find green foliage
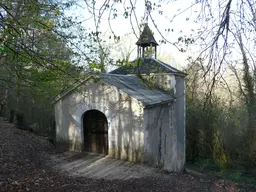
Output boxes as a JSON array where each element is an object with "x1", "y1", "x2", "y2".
[
  {"x1": 185, "y1": 60, "x2": 256, "y2": 172},
  {"x1": 191, "y1": 158, "x2": 256, "y2": 187},
  {"x1": 0, "y1": 0, "x2": 86, "y2": 136}
]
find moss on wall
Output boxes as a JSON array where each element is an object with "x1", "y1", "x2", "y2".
[{"x1": 108, "y1": 147, "x2": 144, "y2": 163}]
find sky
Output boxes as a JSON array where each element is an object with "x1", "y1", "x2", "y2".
[
  {"x1": 64, "y1": 0, "x2": 204, "y2": 69},
  {"x1": 61, "y1": 0, "x2": 256, "y2": 75},
  {"x1": 63, "y1": 0, "x2": 256, "y2": 98}
]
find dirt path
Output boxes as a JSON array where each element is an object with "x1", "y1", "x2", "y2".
[
  {"x1": 48, "y1": 151, "x2": 162, "y2": 180},
  {"x1": 0, "y1": 119, "x2": 254, "y2": 191}
]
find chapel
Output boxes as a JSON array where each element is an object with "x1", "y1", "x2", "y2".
[{"x1": 54, "y1": 21, "x2": 186, "y2": 172}]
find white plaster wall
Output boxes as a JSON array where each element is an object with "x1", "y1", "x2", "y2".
[
  {"x1": 54, "y1": 80, "x2": 144, "y2": 161},
  {"x1": 141, "y1": 73, "x2": 176, "y2": 93},
  {"x1": 174, "y1": 76, "x2": 186, "y2": 171},
  {"x1": 54, "y1": 74, "x2": 186, "y2": 170},
  {"x1": 143, "y1": 102, "x2": 184, "y2": 172},
  {"x1": 142, "y1": 73, "x2": 186, "y2": 172}
]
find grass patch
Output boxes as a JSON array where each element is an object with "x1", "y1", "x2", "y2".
[{"x1": 187, "y1": 158, "x2": 256, "y2": 188}]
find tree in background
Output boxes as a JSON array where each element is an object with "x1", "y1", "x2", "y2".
[
  {"x1": 0, "y1": 0, "x2": 255, "y2": 170},
  {"x1": 0, "y1": 0, "x2": 86, "y2": 134}
]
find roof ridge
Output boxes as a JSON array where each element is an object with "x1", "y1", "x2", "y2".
[
  {"x1": 109, "y1": 58, "x2": 186, "y2": 75},
  {"x1": 151, "y1": 58, "x2": 185, "y2": 74},
  {"x1": 102, "y1": 73, "x2": 133, "y2": 77}
]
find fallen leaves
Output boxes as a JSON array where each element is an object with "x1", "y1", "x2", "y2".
[{"x1": 0, "y1": 119, "x2": 255, "y2": 192}]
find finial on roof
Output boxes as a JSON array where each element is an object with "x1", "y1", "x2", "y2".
[
  {"x1": 144, "y1": 1, "x2": 152, "y2": 24},
  {"x1": 136, "y1": 2, "x2": 158, "y2": 59}
]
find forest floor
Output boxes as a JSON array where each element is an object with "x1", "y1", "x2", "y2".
[{"x1": 0, "y1": 119, "x2": 255, "y2": 192}]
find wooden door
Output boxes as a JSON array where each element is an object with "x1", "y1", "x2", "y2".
[{"x1": 83, "y1": 110, "x2": 108, "y2": 155}]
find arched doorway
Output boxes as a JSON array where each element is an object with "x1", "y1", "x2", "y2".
[{"x1": 83, "y1": 110, "x2": 108, "y2": 155}]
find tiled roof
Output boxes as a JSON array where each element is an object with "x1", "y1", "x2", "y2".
[{"x1": 100, "y1": 74, "x2": 173, "y2": 107}]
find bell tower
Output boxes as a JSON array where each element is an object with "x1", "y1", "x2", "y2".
[{"x1": 136, "y1": 2, "x2": 158, "y2": 59}]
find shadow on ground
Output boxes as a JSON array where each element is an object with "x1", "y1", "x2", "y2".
[
  {"x1": 1, "y1": 119, "x2": 255, "y2": 191},
  {"x1": 48, "y1": 151, "x2": 159, "y2": 180}
]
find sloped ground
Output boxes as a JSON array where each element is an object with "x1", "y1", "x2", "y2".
[{"x1": 0, "y1": 119, "x2": 255, "y2": 192}]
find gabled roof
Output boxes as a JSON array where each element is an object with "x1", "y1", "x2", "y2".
[
  {"x1": 109, "y1": 58, "x2": 186, "y2": 76},
  {"x1": 136, "y1": 24, "x2": 158, "y2": 47},
  {"x1": 53, "y1": 73, "x2": 173, "y2": 107},
  {"x1": 101, "y1": 74, "x2": 173, "y2": 107}
]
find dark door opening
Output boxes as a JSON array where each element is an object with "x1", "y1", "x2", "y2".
[{"x1": 83, "y1": 110, "x2": 108, "y2": 155}]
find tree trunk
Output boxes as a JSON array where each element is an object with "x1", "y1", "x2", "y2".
[
  {"x1": 0, "y1": 88, "x2": 10, "y2": 117},
  {"x1": 238, "y1": 34, "x2": 256, "y2": 129}
]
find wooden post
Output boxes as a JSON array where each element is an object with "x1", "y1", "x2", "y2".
[
  {"x1": 137, "y1": 45, "x2": 139, "y2": 58},
  {"x1": 150, "y1": 44, "x2": 153, "y2": 57},
  {"x1": 155, "y1": 46, "x2": 157, "y2": 59}
]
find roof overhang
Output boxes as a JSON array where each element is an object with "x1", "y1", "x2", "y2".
[{"x1": 52, "y1": 73, "x2": 174, "y2": 108}]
